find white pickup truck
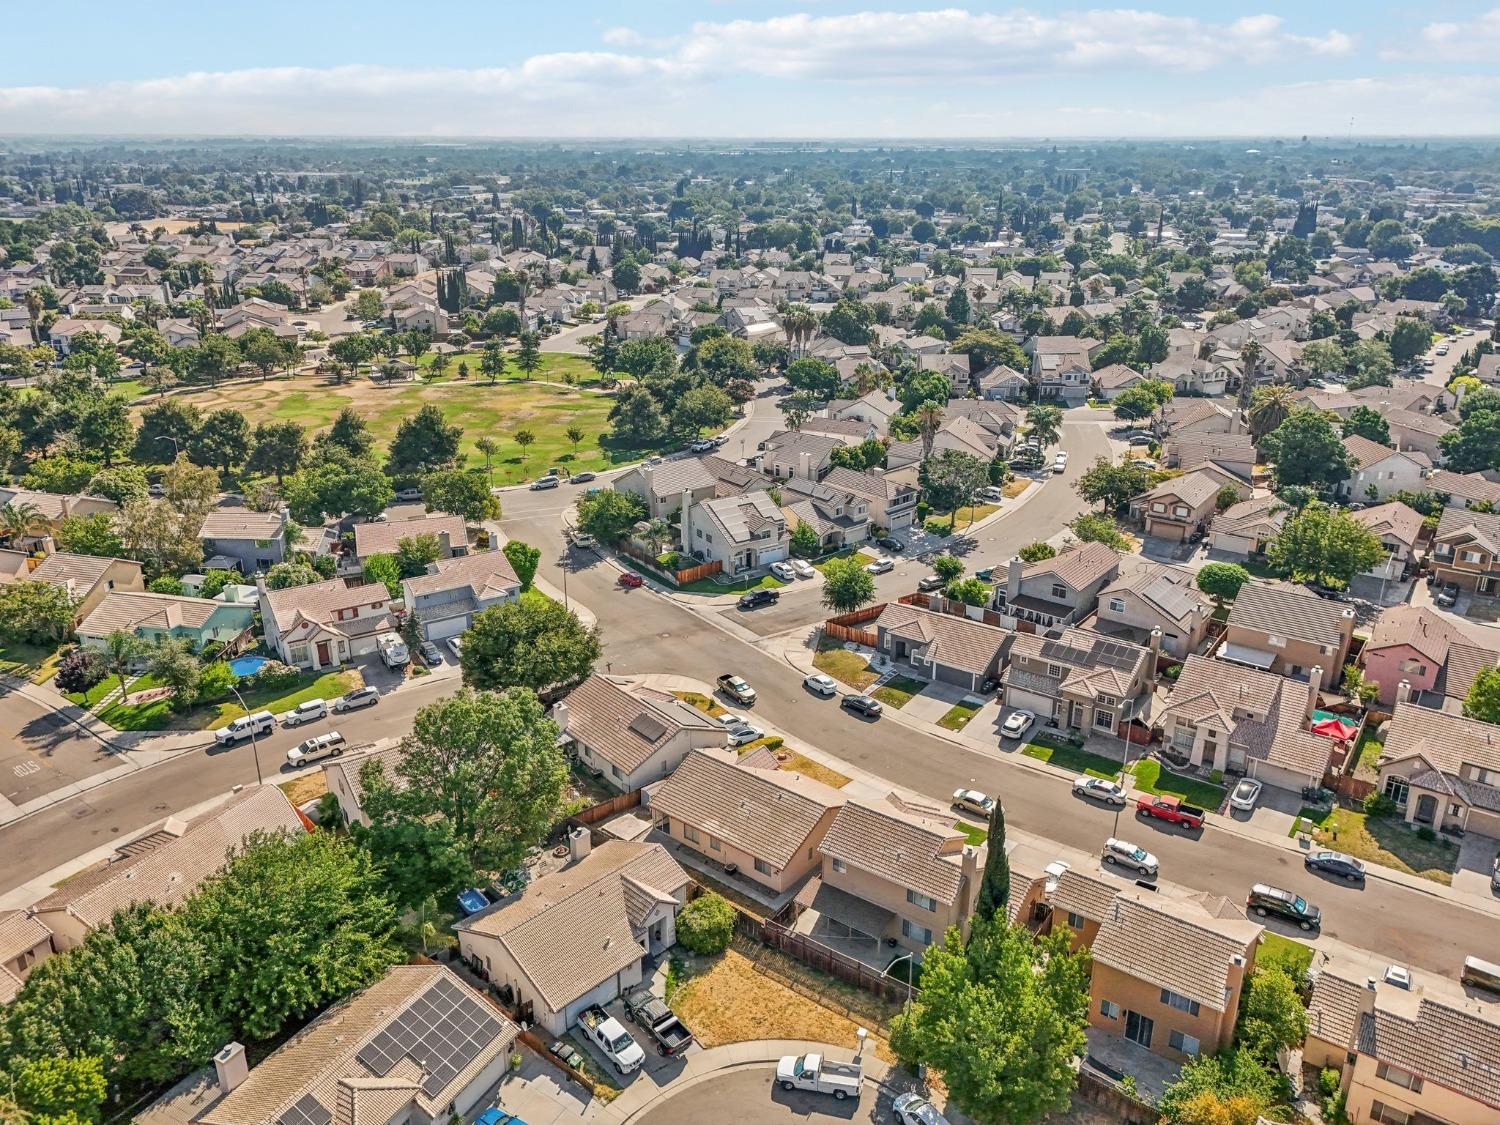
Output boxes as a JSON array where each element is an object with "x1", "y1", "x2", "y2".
[
  {"x1": 776, "y1": 1053, "x2": 862, "y2": 1100},
  {"x1": 578, "y1": 1005, "x2": 644, "y2": 1075}
]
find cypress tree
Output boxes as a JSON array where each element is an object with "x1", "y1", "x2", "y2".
[{"x1": 973, "y1": 798, "x2": 1010, "y2": 924}]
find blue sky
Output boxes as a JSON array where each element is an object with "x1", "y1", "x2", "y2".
[{"x1": 3, "y1": 2, "x2": 1498, "y2": 136}]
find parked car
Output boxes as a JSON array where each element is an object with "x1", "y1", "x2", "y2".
[
  {"x1": 1103, "y1": 837, "x2": 1158, "y2": 877},
  {"x1": 578, "y1": 1006, "x2": 644, "y2": 1075},
  {"x1": 529, "y1": 475, "x2": 561, "y2": 490},
  {"x1": 689, "y1": 439, "x2": 714, "y2": 453},
  {"x1": 769, "y1": 561, "x2": 796, "y2": 581},
  {"x1": 776, "y1": 1053, "x2": 861, "y2": 1100},
  {"x1": 215, "y1": 710, "x2": 276, "y2": 746},
  {"x1": 803, "y1": 673, "x2": 838, "y2": 696},
  {"x1": 894, "y1": 1093, "x2": 950, "y2": 1125},
  {"x1": 1435, "y1": 582, "x2": 1459, "y2": 608},
  {"x1": 978, "y1": 485, "x2": 1006, "y2": 502},
  {"x1": 623, "y1": 991, "x2": 694, "y2": 1056},
  {"x1": 571, "y1": 532, "x2": 598, "y2": 550},
  {"x1": 418, "y1": 641, "x2": 443, "y2": 666},
  {"x1": 790, "y1": 559, "x2": 815, "y2": 579},
  {"x1": 618, "y1": 571, "x2": 645, "y2": 589},
  {"x1": 475, "y1": 1109, "x2": 526, "y2": 1125},
  {"x1": 1072, "y1": 776, "x2": 1127, "y2": 806},
  {"x1": 952, "y1": 788, "x2": 995, "y2": 818},
  {"x1": 286, "y1": 730, "x2": 347, "y2": 767},
  {"x1": 1127, "y1": 434, "x2": 1153, "y2": 447},
  {"x1": 1136, "y1": 794, "x2": 1206, "y2": 829},
  {"x1": 393, "y1": 487, "x2": 423, "y2": 503},
  {"x1": 1248, "y1": 884, "x2": 1321, "y2": 930},
  {"x1": 865, "y1": 557, "x2": 895, "y2": 575},
  {"x1": 570, "y1": 471, "x2": 597, "y2": 483},
  {"x1": 726, "y1": 722, "x2": 765, "y2": 746},
  {"x1": 1305, "y1": 851, "x2": 1366, "y2": 883},
  {"x1": 877, "y1": 537, "x2": 906, "y2": 552},
  {"x1": 1052, "y1": 452, "x2": 1069, "y2": 474},
  {"x1": 280, "y1": 698, "x2": 328, "y2": 728},
  {"x1": 975, "y1": 567, "x2": 995, "y2": 582},
  {"x1": 1229, "y1": 777, "x2": 1263, "y2": 812},
  {"x1": 917, "y1": 573, "x2": 947, "y2": 591},
  {"x1": 447, "y1": 636, "x2": 464, "y2": 658},
  {"x1": 841, "y1": 693, "x2": 883, "y2": 717},
  {"x1": 716, "y1": 673, "x2": 756, "y2": 704},
  {"x1": 717, "y1": 712, "x2": 752, "y2": 732},
  {"x1": 332, "y1": 686, "x2": 380, "y2": 713},
  {"x1": 1000, "y1": 709, "x2": 1036, "y2": 740},
  {"x1": 738, "y1": 588, "x2": 780, "y2": 609}
]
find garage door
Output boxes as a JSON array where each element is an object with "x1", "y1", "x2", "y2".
[
  {"x1": 1006, "y1": 686, "x2": 1057, "y2": 715},
  {"x1": 423, "y1": 614, "x2": 468, "y2": 641}
]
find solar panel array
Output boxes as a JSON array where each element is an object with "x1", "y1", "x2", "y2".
[
  {"x1": 1040, "y1": 636, "x2": 1140, "y2": 673},
  {"x1": 354, "y1": 976, "x2": 505, "y2": 1098},
  {"x1": 277, "y1": 1093, "x2": 332, "y2": 1125}
]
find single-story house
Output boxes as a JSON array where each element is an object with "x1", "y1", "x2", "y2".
[
  {"x1": 873, "y1": 601, "x2": 1013, "y2": 692},
  {"x1": 76, "y1": 589, "x2": 255, "y2": 652},
  {"x1": 554, "y1": 674, "x2": 727, "y2": 791}
]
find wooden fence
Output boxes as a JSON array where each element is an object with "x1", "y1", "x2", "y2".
[
  {"x1": 823, "y1": 604, "x2": 886, "y2": 648},
  {"x1": 616, "y1": 541, "x2": 722, "y2": 585},
  {"x1": 897, "y1": 591, "x2": 1009, "y2": 628},
  {"x1": 732, "y1": 908, "x2": 917, "y2": 1006},
  {"x1": 565, "y1": 787, "x2": 642, "y2": 828}
]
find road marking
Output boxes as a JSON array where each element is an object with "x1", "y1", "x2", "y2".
[{"x1": 13, "y1": 760, "x2": 41, "y2": 777}]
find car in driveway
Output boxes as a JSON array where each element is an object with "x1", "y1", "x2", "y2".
[
  {"x1": 738, "y1": 587, "x2": 780, "y2": 609},
  {"x1": 716, "y1": 673, "x2": 756, "y2": 705},
  {"x1": 952, "y1": 788, "x2": 995, "y2": 818},
  {"x1": 803, "y1": 673, "x2": 838, "y2": 696},
  {"x1": 418, "y1": 641, "x2": 443, "y2": 666},
  {"x1": 790, "y1": 559, "x2": 815, "y2": 579},
  {"x1": 618, "y1": 571, "x2": 645, "y2": 589},
  {"x1": 1073, "y1": 776, "x2": 1127, "y2": 806},
  {"x1": 1103, "y1": 837, "x2": 1158, "y2": 877},
  {"x1": 769, "y1": 561, "x2": 796, "y2": 581},
  {"x1": 1305, "y1": 851, "x2": 1366, "y2": 883},
  {"x1": 726, "y1": 721, "x2": 765, "y2": 746},
  {"x1": 1229, "y1": 777, "x2": 1263, "y2": 812},
  {"x1": 1000, "y1": 709, "x2": 1036, "y2": 740},
  {"x1": 1435, "y1": 582, "x2": 1459, "y2": 608},
  {"x1": 332, "y1": 686, "x2": 379, "y2": 713},
  {"x1": 877, "y1": 537, "x2": 905, "y2": 552},
  {"x1": 1247, "y1": 883, "x2": 1321, "y2": 930},
  {"x1": 865, "y1": 557, "x2": 895, "y2": 575},
  {"x1": 841, "y1": 693, "x2": 883, "y2": 717},
  {"x1": 447, "y1": 636, "x2": 464, "y2": 658},
  {"x1": 894, "y1": 1092, "x2": 951, "y2": 1125}
]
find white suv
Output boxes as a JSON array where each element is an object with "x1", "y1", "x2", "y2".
[
  {"x1": 280, "y1": 699, "x2": 327, "y2": 727},
  {"x1": 286, "y1": 731, "x2": 347, "y2": 767}
]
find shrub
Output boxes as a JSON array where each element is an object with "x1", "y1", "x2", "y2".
[
  {"x1": 676, "y1": 892, "x2": 736, "y2": 955},
  {"x1": 196, "y1": 661, "x2": 236, "y2": 702},
  {"x1": 1363, "y1": 792, "x2": 1397, "y2": 818},
  {"x1": 55, "y1": 648, "x2": 107, "y2": 695},
  {"x1": 246, "y1": 660, "x2": 300, "y2": 692},
  {"x1": 1018, "y1": 541, "x2": 1056, "y2": 562},
  {"x1": 1318, "y1": 1068, "x2": 1342, "y2": 1098},
  {"x1": 1416, "y1": 825, "x2": 1436, "y2": 842}
]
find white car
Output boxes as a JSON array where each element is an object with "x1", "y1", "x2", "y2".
[
  {"x1": 803, "y1": 673, "x2": 838, "y2": 696},
  {"x1": 894, "y1": 1093, "x2": 950, "y2": 1125},
  {"x1": 1229, "y1": 777, "x2": 1264, "y2": 812},
  {"x1": 952, "y1": 788, "x2": 996, "y2": 818},
  {"x1": 1103, "y1": 837, "x2": 1158, "y2": 877},
  {"x1": 727, "y1": 722, "x2": 765, "y2": 747},
  {"x1": 1052, "y1": 452, "x2": 1069, "y2": 474},
  {"x1": 447, "y1": 636, "x2": 464, "y2": 658},
  {"x1": 286, "y1": 730, "x2": 347, "y2": 767},
  {"x1": 1073, "y1": 776, "x2": 1127, "y2": 806},
  {"x1": 717, "y1": 712, "x2": 752, "y2": 731},
  {"x1": 791, "y1": 559, "x2": 816, "y2": 579},
  {"x1": 865, "y1": 557, "x2": 895, "y2": 575},
  {"x1": 769, "y1": 561, "x2": 796, "y2": 581},
  {"x1": 1000, "y1": 709, "x2": 1036, "y2": 740},
  {"x1": 279, "y1": 698, "x2": 327, "y2": 727}
]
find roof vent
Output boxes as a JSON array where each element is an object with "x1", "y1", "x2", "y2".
[{"x1": 1384, "y1": 964, "x2": 1412, "y2": 989}]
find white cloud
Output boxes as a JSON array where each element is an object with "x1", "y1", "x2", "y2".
[
  {"x1": 1411, "y1": 6, "x2": 1500, "y2": 59},
  {"x1": 1188, "y1": 74, "x2": 1500, "y2": 136}
]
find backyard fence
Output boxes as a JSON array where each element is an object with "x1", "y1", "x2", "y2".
[
  {"x1": 729, "y1": 904, "x2": 918, "y2": 1007},
  {"x1": 897, "y1": 591, "x2": 1009, "y2": 628},
  {"x1": 823, "y1": 603, "x2": 885, "y2": 648},
  {"x1": 615, "y1": 541, "x2": 722, "y2": 585}
]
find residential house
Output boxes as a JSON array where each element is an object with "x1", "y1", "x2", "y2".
[
  {"x1": 829, "y1": 390, "x2": 901, "y2": 435},
  {"x1": 554, "y1": 674, "x2": 727, "y2": 791},
  {"x1": 1129, "y1": 467, "x2": 1231, "y2": 542},
  {"x1": 198, "y1": 509, "x2": 289, "y2": 574},
  {"x1": 1151, "y1": 355, "x2": 1235, "y2": 397},
  {"x1": 1024, "y1": 336, "x2": 1100, "y2": 404},
  {"x1": 1307, "y1": 955, "x2": 1500, "y2": 1125},
  {"x1": 756, "y1": 430, "x2": 845, "y2": 481},
  {"x1": 0, "y1": 911, "x2": 54, "y2": 1004},
  {"x1": 390, "y1": 301, "x2": 446, "y2": 334},
  {"x1": 1429, "y1": 508, "x2": 1500, "y2": 594},
  {"x1": 1156, "y1": 398, "x2": 1239, "y2": 439},
  {"x1": 1385, "y1": 409, "x2": 1454, "y2": 463},
  {"x1": 46, "y1": 318, "x2": 121, "y2": 354},
  {"x1": 352, "y1": 513, "x2": 468, "y2": 569},
  {"x1": 30, "y1": 787, "x2": 301, "y2": 951},
  {"x1": 1001, "y1": 626, "x2": 1155, "y2": 738},
  {"x1": 821, "y1": 466, "x2": 919, "y2": 534},
  {"x1": 1439, "y1": 641, "x2": 1500, "y2": 713},
  {"x1": 24, "y1": 553, "x2": 143, "y2": 629},
  {"x1": 683, "y1": 491, "x2": 789, "y2": 577},
  {"x1": 1090, "y1": 363, "x2": 1150, "y2": 401},
  {"x1": 1425, "y1": 469, "x2": 1500, "y2": 511},
  {"x1": 779, "y1": 476, "x2": 871, "y2": 552},
  {"x1": 1161, "y1": 435, "x2": 1256, "y2": 485},
  {"x1": 874, "y1": 602, "x2": 1013, "y2": 692},
  {"x1": 613, "y1": 455, "x2": 765, "y2": 520},
  {"x1": 1092, "y1": 563, "x2": 1211, "y2": 660},
  {"x1": 259, "y1": 577, "x2": 397, "y2": 671},
  {"x1": 802, "y1": 795, "x2": 983, "y2": 957},
  {"x1": 649, "y1": 749, "x2": 847, "y2": 896},
  {"x1": 1222, "y1": 582, "x2": 1356, "y2": 690},
  {"x1": 1349, "y1": 501, "x2": 1424, "y2": 583},
  {"x1": 455, "y1": 841, "x2": 688, "y2": 1035},
  {"x1": 995, "y1": 541, "x2": 1121, "y2": 628},
  {"x1": 1338, "y1": 436, "x2": 1431, "y2": 504},
  {"x1": 1156, "y1": 654, "x2": 1337, "y2": 791},
  {"x1": 322, "y1": 743, "x2": 404, "y2": 828},
  {"x1": 0, "y1": 487, "x2": 118, "y2": 551},
  {"x1": 1209, "y1": 496, "x2": 1288, "y2": 558},
  {"x1": 800, "y1": 416, "x2": 877, "y2": 445},
  {"x1": 155, "y1": 966, "x2": 518, "y2": 1125},
  {"x1": 1362, "y1": 606, "x2": 1459, "y2": 707},
  {"x1": 401, "y1": 550, "x2": 520, "y2": 643},
  {"x1": 973, "y1": 363, "x2": 1030, "y2": 402},
  {"x1": 76, "y1": 590, "x2": 255, "y2": 652},
  {"x1": 1376, "y1": 702, "x2": 1500, "y2": 838}
]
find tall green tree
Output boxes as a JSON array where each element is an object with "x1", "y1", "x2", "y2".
[
  {"x1": 188, "y1": 408, "x2": 251, "y2": 474},
  {"x1": 387, "y1": 404, "x2": 462, "y2": 481},
  {"x1": 920, "y1": 448, "x2": 989, "y2": 529},
  {"x1": 502, "y1": 540, "x2": 542, "y2": 592},
  {"x1": 1342, "y1": 406, "x2": 1391, "y2": 445},
  {"x1": 246, "y1": 420, "x2": 308, "y2": 485},
  {"x1": 1267, "y1": 502, "x2": 1384, "y2": 587},
  {"x1": 1196, "y1": 561, "x2": 1250, "y2": 605},
  {"x1": 1464, "y1": 665, "x2": 1500, "y2": 723},
  {"x1": 973, "y1": 799, "x2": 1010, "y2": 924},
  {"x1": 514, "y1": 331, "x2": 543, "y2": 379},
  {"x1": 1025, "y1": 403, "x2": 1063, "y2": 447},
  {"x1": 576, "y1": 489, "x2": 647, "y2": 543},
  {"x1": 421, "y1": 468, "x2": 500, "y2": 522},
  {"x1": 1073, "y1": 455, "x2": 1149, "y2": 511},
  {"x1": 0, "y1": 580, "x2": 78, "y2": 644},
  {"x1": 819, "y1": 556, "x2": 876, "y2": 614},
  {"x1": 1261, "y1": 410, "x2": 1355, "y2": 491},
  {"x1": 461, "y1": 597, "x2": 600, "y2": 695}
]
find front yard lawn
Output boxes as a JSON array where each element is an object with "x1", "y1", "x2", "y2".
[
  {"x1": 813, "y1": 635, "x2": 879, "y2": 690},
  {"x1": 937, "y1": 700, "x2": 982, "y2": 731},
  {"x1": 0, "y1": 640, "x2": 61, "y2": 679},
  {"x1": 1129, "y1": 758, "x2": 1227, "y2": 810},
  {"x1": 1021, "y1": 740, "x2": 1122, "y2": 779},
  {"x1": 205, "y1": 669, "x2": 359, "y2": 729},
  {"x1": 1257, "y1": 932, "x2": 1315, "y2": 981},
  {"x1": 814, "y1": 548, "x2": 874, "y2": 573},
  {"x1": 66, "y1": 672, "x2": 126, "y2": 709},
  {"x1": 673, "y1": 690, "x2": 728, "y2": 717},
  {"x1": 1001, "y1": 478, "x2": 1033, "y2": 499},
  {"x1": 954, "y1": 821, "x2": 988, "y2": 845},
  {"x1": 871, "y1": 675, "x2": 927, "y2": 709},
  {"x1": 952, "y1": 503, "x2": 1001, "y2": 527},
  {"x1": 1310, "y1": 807, "x2": 1458, "y2": 885}
]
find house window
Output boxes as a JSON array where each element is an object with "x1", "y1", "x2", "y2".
[
  {"x1": 1151, "y1": 502, "x2": 1167, "y2": 513},
  {"x1": 901, "y1": 918, "x2": 933, "y2": 945},
  {"x1": 1051, "y1": 583, "x2": 1067, "y2": 600},
  {"x1": 832, "y1": 858, "x2": 846, "y2": 874},
  {"x1": 1168, "y1": 1030, "x2": 1201, "y2": 1056},
  {"x1": 1161, "y1": 989, "x2": 1201, "y2": 1017},
  {"x1": 1174, "y1": 505, "x2": 1189, "y2": 518},
  {"x1": 1047, "y1": 663, "x2": 1063, "y2": 678},
  {"x1": 682, "y1": 825, "x2": 700, "y2": 844},
  {"x1": 1400, "y1": 659, "x2": 1426, "y2": 675},
  {"x1": 1463, "y1": 550, "x2": 1484, "y2": 563},
  {"x1": 1067, "y1": 911, "x2": 1084, "y2": 929},
  {"x1": 906, "y1": 889, "x2": 937, "y2": 912},
  {"x1": 1370, "y1": 1103, "x2": 1412, "y2": 1125},
  {"x1": 1375, "y1": 1063, "x2": 1423, "y2": 1093},
  {"x1": 1100, "y1": 999, "x2": 1120, "y2": 1019},
  {"x1": 1094, "y1": 709, "x2": 1115, "y2": 730},
  {"x1": 709, "y1": 836, "x2": 721, "y2": 852},
  {"x1": 1384, "y1": 776, "x2": 1410, "y2": 808},
  {"x1": 1108, "y1": 598, "x2": 1125, "y2": 613},
  {"x1": 754, "y1": 858, "x2": 774, "y2": 876}
]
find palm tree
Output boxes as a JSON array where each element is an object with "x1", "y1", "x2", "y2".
[
  {"x1": 850, "y1": 363, "x2": 884, "y2": 397},
  {"x1": 643, "y1": 519, "x2": 673, "y2": 557},
  {"x1": 475, "y1": 436, "x2": 499, "y2": 480},
  {"x1": 0, "y1": 502, "x2": 45, "y2": 548},
  {"x1": 781, "y1": 303, "x2": 818, "y2": 360},
  {"x1": 1238, "y1": 340, "x2": 1262, "y2": 410},
  {"x1": 104, "y1": 630, "x2": 141, "y2": 706},
  {"x1": 1025, "y1": 403, "x2": 1063, "y2": 448},
  {"x1": 1248, "y1": 384, "x2": 1298, "y2": 443},
  {"x1": 915, "y1": 401, "x2": 945, "y2": 462}
]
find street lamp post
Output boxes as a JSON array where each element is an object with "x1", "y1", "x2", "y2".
[
  {"x1": 884, "y1": 951, "x2": 915, "y2": 1012},
  {"x1": 156, "y1": 434, "x2": 182, "y2": 458},
  {"x1": 227, "y1": 684, "x2": 264, "y2": 787}
]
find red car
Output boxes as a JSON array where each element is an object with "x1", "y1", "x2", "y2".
[{"x1": 618, "y1": 572, "x2": 645, "y2": 588}]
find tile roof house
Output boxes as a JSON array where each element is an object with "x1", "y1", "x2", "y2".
[
  {"x1": 1128, "y1": 467, "x2": 1236, "y2": 542},
  {"x1": 819, "y1": 466, "x2": 919, "y2": 533},
  {"x1": 1024, "y1": 336, "x2": 1101, "y2": 404},
  {"x1": 874, "y1": 601, "x2": 1015, "y2": 692},
  {"x1": 613, "y1": 455, "x2": 767, "y2": 520},
  {"x1": 454, "y1": 841, "x2": 689, "y2": 1035},
  {"x1": 829, "y1": 390, "x2": 902, "y2": 434},
  {"x1": 1348, "y1": 501, "x2": 1425, "y2": 582},
  {"x1": 259, "y1": 577, "x2": 397, "y2": 672},
  {"x1": 1361, "y1": 605, "x2": 1460, "y2": 707},
  {"x1": 198, "y1": 510, "x2": 291, "y2": 574},
  {"x1": 24, "y1": 552, "x2": 144, "y2": 629},
  {"x1": 1384, "y1": 408, "x2": 1454, "y2": 463},
  {"x1": 1089, "y1": 363, "x2": 1150, "y2": 400},
  {"x1": 401, "y1": 549, "x2": 520, "y2": 644},
  {"x1": 1156, "y1": 398, "x2": 1239, "y2": 439},
  {"x1": 1208, "y1": 495, "x2": 1289, "y2": 558},
  {"x1": 649, "y1": 749, "x2": 847, "y2": 896},
  {"x1": 1222, "y1": 582, "x2": 1356, "y2": 690},
  {"x1": 1429, "y1": 508, "x2": 1500, "y2": 595},
  {"x1": 1337, "y1": 436, "x2": 1432, "y2": 504},
  {"x1": 996, "y1": 542, "x2": 1121, "y2": 628},
  {"x1": 1439, "y1": 641, "x2": 1500, "y2": 712},
  {"x1": 1158, "y1": 654, "x2": 1336, "y2": 791},
  {"x1": 1091, "y1": 562, "x2": 1211, "y2": 660},
  {"x1": 1162, "y1": 434, "x2": 1256, "y2": 484},
  {"x1": 1376, "y1": 702, "x2": 1500, "y2": 839},
  {"x1": 756, "y1": 430, "x2": 846, "y2": 481},
  {"x1": 322, "y1": 743, "x2": 404, "y2": 828},
  {"x1": 31, "y1": 787, "x2": 302, "y2": 951},
  {"x1": 1426, "y1": 468, "x2": 1500, "y2": 511},
  {"x1": 76, "y1": 589, "x2": 255, "y2": 651},
  {"x1": 151, "y1": 966, "x2": 518, "y2": 1125},
  {"x1": 0, "y1": 910, "x2": 54, "y2": 1003},
  {"x1": 778, "y1": 475, "x2": 872, "y2": 552},
  {"x1": 554, "y1": 675, "x2": 727, "y2": 791},
  {"x1": 352, "y1": 513, "x2": 469, "y2": 567},
  {"x1": 1001, "y1": 625, "x2": 1156, "y2": 739},
  {"x1": 683, "y1": 491, "x2": 789, "y2": 578},
  {"x1": 0, "y1": 487, "x2": 118, "y2": 549}
]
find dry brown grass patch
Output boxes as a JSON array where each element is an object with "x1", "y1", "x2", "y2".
[
  {"x1": 779, "y1": 752, "x2": 850, "y2": 788},
  {"x1": 277, "y1": 771, "x2": 329, "y2": 807}
]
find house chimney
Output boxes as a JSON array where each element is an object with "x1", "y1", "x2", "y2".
[
  {"x1": 1398, "y1": 679, "x2": 1412, "y2": 705},
  {"x1": 1007, "y1": 555, "x2": 1025, "y2": 601},
  {"x1": 552, "y1": 700, "x2": 570, "y2": 733},
  {"x1": 214, "y1": 1043, "x2": 249, "y2": 1095},
  {"x1": 959, "y1": 844, "x2": 981, "y2": 915},
  {"x1": 1148, "y1": 627, "x2": 1163, "y2": 656},
  {"x1": 798, "y1": 451, "x2": 813, "y2": 480},
  {"x1": 568, "y1": 825, "x2": 592, "y2": 864},
  {"x1": 1306, "y1": 673, "x2": 1321, "y2": 723}
]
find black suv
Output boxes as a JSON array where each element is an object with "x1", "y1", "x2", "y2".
[
  {"x1": 738, "y1": 588, "x2": 780, "y2": 610},
  {"x1": 1247, "y1": 884, "x2": 1321, "y2": 931}
]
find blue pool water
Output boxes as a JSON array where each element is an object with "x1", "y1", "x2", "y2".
[{"x1": 229, "y1": 655, "x2": 268, "y2": 677}]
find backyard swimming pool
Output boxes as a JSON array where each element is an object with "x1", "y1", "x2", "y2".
[{"x1": 229, "y1": 655, "x2": 268, "y2": 677}]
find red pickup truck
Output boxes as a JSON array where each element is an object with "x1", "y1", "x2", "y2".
[{"x1": 1136, "y1": 794, "x2": 1206, "y2": 829}]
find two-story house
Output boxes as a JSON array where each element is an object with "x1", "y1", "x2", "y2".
[
  {"x1": 1361, "y1": 605, "x2": 1459, "y2": 707},
  {"x1": 1429, "y1": 507, "x2": 1500, "y2": 594},
  {"x1": 401, "y1": 549, "x2": 520, "y2": 643},
  {"x1": 1208, "y1": 495, "x2": 1288, "y2": 558},
  {"x1": 1025, "y1": 336, "x2": 1101, "y2": 404},
  {"x1": 1348, "y1": 501, "x2": 1424, "y2": 583},
  {"x1": 778, "y1": 476, "x2": 871, "y2": 552},
  {"x1": 828, "y1": 390, "x2": 901, "y2": 436},
  {"x1": 613, "y1": 455, "x2": 766, "y2": 520},
  {"x1": 1337, "y1": 435, "x2": 1431, "y2": 504},
  {"x1": 995, "y1": 542, "x2": 1121, "y2": 628},
  {"x1": 1424, "y1": 469, "x2": 1500, "y2": 512},
  {"x1": 1129, "y1": 467, "x2": 1236, "y2": 542},
  {"x1": 0, "y1": 487, "x2": 118, "y2": 552},
  {"x1": 553, "y1": 674, "x2": 727, "y2": 792},
  {"x1": 76, "y1": 589, "x2": 255, "y2": 652},
  {"x1": 199, "y1": 509, "x2": 289, "y2": 574},
  {"x1": 1000, "y1": 626, "x2": 1156, "y2": 738},
  {"x1": 259, "y1": 577, "x2": 398, "y2": 671},
  {"x1": 683, "y1": 491, "x2": 790, "y2": 577},
  {"x1": 24, "y1": 552, "x2": 144, "y2": 630},
  {"x1": 874, "y1": 602, "x2": 1014, "y2": 693},
  {"x1": 1222, "y1": 582, "x2": 1356, "y2": 690},
  {"x1": 1091, "y1": 562, "x2": 1211, "y2": 660},
  {"x1": 756, "y1": 430, "x2": 845, "y2": 481},
  {"x1": 819, "y1": 466, "x2": 919, "y2": 534},
  {"x1": 352, "y1": 512, "x2": 469, "y2": 570},
  {"x1": 1376, "y1": 702, "x2": 1500, "y2": 838}
]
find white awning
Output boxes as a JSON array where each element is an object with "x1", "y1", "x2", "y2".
[{"x1": 1219, "y1": 643, "x2": 1276, "y2": 671}]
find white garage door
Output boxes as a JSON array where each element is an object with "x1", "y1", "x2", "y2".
[
  {"x1": 1006, "y1": 686, "x2": 1057, "y2": 715},
  {"x1": 423, "y1": 614, "x2": 469, "y2": 641}
]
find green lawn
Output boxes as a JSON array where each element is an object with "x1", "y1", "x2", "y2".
[
  {"x1": 678, "y1": 572, "x2": 787, "y2": 595},
  {"x1": 813, "y1": 635, "x2": 880, "y2": 690},
  {"x1": 871, "y1": 675, "x2": 928, "y2": 709},
  {"x1": 205, "y1": 669, "x2": 359, "y2": 729},
  {"x1": 951, "y1": 503, "x2": 1001, "y2": 527},
  {"x1": 953, "y1": 821, "x2": 989, "y2": 845},
  {"x1": 1354, "y1": 727, "x2": 1384, "y2": 778},
  {"x1": 1129, "y1": 759, "x2": 1227, "y2": 810},
  {"x1": 1021, "y1": 740, "x2": 1122, "y2": 779},
  {"x1": 1257, "y1": 932, "x2": 1315, "y2": 982},
  {"x1": 1310, "y1": 807, "x2": 1458, "y2": 885},
  {"x1": 0, "y1": 640, "x2": 62, "y2": 679},
  {"x1": 937, "y1": 700, "x2": 983, "y2": 731},
  {"x1": 66, "y1": 673, "x2": 128, "y2": 709},
  {"x1": 814, "y1": 548, "x2": 875, "y2": 573},
  {"x1": 416, "y1": 350, "x2": 604, "y2": 386}
]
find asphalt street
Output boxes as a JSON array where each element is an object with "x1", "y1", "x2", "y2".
[
  {"x1": 637, "y1": 1067, "x2": 901, "y2": 1125},
  {"x1": 0, "y1": 687, "x2": 122, "y2": 805}
]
